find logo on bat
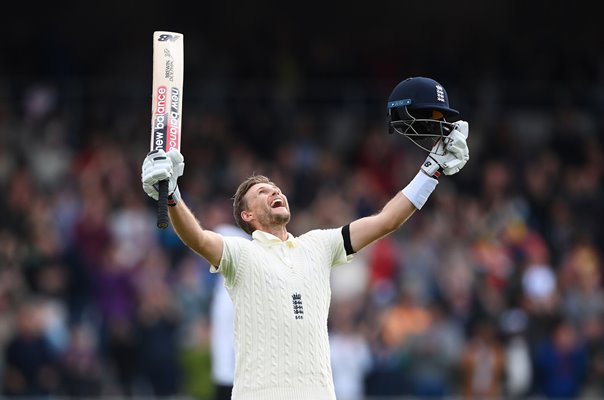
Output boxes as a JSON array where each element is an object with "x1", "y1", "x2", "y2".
[{"x1": 158, "y1": 34, "x2": 180, "y2": 42}]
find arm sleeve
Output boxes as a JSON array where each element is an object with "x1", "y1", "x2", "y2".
[
  {"x1": 211, "y1": 236, "x2": 246, "y2": 288},
  {"x1": 341, "y1": 224, "x2": 356, "y2": 256},
  {"x1": 307, "y1": 228, "x2": 353, "y2": 267}
]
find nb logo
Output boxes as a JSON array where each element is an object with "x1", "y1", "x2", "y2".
[{"x1": 158, "y1": 34, "x2": 180, "y2": 42}]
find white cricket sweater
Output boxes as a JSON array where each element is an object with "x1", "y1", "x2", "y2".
[{"x1": 211, "y1": 228, "x2": 352, "y2": 400}]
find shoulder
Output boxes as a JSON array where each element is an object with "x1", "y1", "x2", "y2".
[
  {"x1": 298, "y1": 227, "x2": 343, "y2": 240},
  {"x1": 298, "y1": 227, "x2": 352, "y2": 267},
  {"x1": 222, "y1": 235, "x2": 252, "y2": 244},
  {"x1": 220, "y1": 234, "x2": 255, "y2": 258},
  {"x1": 296, "y1": 227, "x2": 344, "y2": 249}
]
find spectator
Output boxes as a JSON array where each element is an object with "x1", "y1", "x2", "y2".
[
  {"x1": 559, "y1": 240, "x2": 604, "y2": 327},
  {"x1": 59, "y1": 322, "x2": 103, "y2": 397},
  {"x1": 2, "y1": 300, "x2": 61, "y2": 397},
  {"x1": 580, "y1": 316, "x2": 604, "y2": 398},
  {"x1": 93, "y1": 241, "x2": 140, "y2": 396},
  {"x1": 136, "y1": 280, "x2": 183, "y2": 397},
  {"x1": 407, "y1": 302, "x2": 464, "y2": 397},
  {"x1": 533, "y1": 318, "x2": 588, "y2": 399},
  {"x1": 329, "y1": 301, "x2": 372, "y2": 400},
  {"x1": 460, "y1": 320, "x2": 505, "y2": 399},
  {"x1": 500, "y1": 308, "x2": 532, "y2": 398}
]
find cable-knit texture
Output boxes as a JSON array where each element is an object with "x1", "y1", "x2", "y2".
[{"x1": 220, "y1": 229, "x2": 351, "y2": 400}]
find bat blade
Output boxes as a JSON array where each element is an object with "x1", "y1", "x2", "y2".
[{"x1": 150, "y1": 31, "x2": 184, "y2": 229}]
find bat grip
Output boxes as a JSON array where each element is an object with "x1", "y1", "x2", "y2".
[{"x1": 157, "y1": 179, "x2": 169, "y2": 229}]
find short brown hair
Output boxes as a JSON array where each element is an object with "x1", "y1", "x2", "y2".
[{"x1": 232, "y1": 174, "x2": 274, "y2": 234}]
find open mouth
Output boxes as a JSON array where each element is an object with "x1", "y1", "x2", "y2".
[{"x1": 270, "y1": 198, "x2": 285, "y2": 209}]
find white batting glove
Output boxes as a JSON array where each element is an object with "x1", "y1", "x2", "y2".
[
  {"x1": 166, "y1": 149, "x2": 185, "y2": 204},
  {"x1": 141, "y1": 149, "x2": 184, "y2": 201},
  {"x1": 421, "y1": 120, "x2": 470, "y2": 177},
  {"x1": 166, "y1": 148, "x2": 185, "y2": 183}
]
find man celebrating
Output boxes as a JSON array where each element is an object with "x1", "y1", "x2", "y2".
[{"x1": 141, "y1": 76, "x2": 469, "y2": 400}]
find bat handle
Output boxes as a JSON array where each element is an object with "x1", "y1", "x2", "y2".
[{"x1": 157, "y1": 179, "x2": 169, "y2": 229}]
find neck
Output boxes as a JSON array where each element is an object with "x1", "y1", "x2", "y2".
[{"x1": 258, "y1": 225, "x2": 288, "y2": 241}]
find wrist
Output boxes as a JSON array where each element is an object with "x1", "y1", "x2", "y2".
[
  {"x1": 421, "y1": 155, "x2": 443, "y2": 178},
  {"x1": 402, "y1": 171, "x2": 438, "y2": 210},
  {"x1": 168, "y1": 186, "x2": 181, "y2": 207}
]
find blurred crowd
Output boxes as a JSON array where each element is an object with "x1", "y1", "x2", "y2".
[{"x1": 1, "y1": 28, "x2": 604, "y2": 399}]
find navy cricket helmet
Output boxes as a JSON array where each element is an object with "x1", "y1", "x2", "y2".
[{"x1": 387, "y1": 77, "x2": 460, "y2": 154}]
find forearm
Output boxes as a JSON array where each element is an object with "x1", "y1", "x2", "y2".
[
  {"x1": 169, "y1": 201, "x2": 223, "y2": 266},
  {"x1": 169, "y1": 200, "x2": 203, "y2": 245},
  {"x1": 378, "y1": 171, "x2": 438, "y2": 229},
  {"x1": 378, "y1": 191, "x2": 418, "y2": 231}
]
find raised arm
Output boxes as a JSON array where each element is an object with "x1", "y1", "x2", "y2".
[
  {"x1": 168, "y1": 200, "x2": 224, "y2": 266},
  {"x1": 349, "y1": 120, "x2": 469, "y2": 253},
  {"x1": 349, "y1": 190, "x2": 418, "y2": 252},
  {"x1": 142, "y1": 149, "x2": 223, "y2": 266}
]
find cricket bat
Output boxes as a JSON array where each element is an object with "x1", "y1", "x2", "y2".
[{"x1": 150, "y1": 31, "x2": 184, "y2": 229}]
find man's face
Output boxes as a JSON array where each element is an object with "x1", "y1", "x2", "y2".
[{"x1": 242, "y1": 182, "x2": 290, "y2": 229}]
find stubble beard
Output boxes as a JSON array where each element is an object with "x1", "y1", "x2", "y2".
[
  {"x1": 270, "y1": 212, "x2": 290, "y2": 227},
  {"x1": 257, "y1": 207, "x2": 290, "y2": 229}
]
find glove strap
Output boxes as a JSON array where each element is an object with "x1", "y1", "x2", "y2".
[
  {"x1": 167, "y1": 186, "x2": 181, "y2": 207},
  {"x1": 402, "y1": 171, "x2": 438, "y2": 210},
  {"x1": 421, "y1": 155, "x2": 443, "y2": 178}
]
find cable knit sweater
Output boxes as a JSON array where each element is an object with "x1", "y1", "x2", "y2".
[{"x1": 212, "y1": 228, "x2": 352, "y2": 400}]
